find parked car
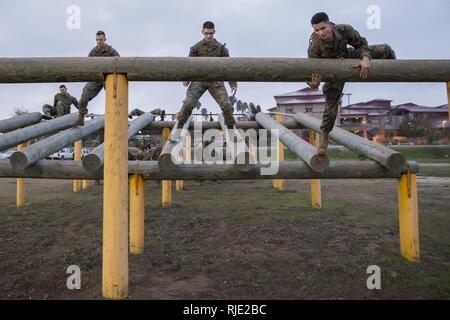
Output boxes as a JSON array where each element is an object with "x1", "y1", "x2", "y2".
[
  {"x1": 49, "y1": 148, "x2": 74, "y2": 160},
  {"x1": 81, "y1": 148, "x2": 91, "y2": 159},
  {"x1": 0, "y1": 150, "x2": 15, "y2": 159}
]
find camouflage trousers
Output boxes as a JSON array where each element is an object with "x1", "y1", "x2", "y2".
[
  {"x1": 42, "y1": 101, "x2": 71, "y2": 118},
  {"x1": 320, "y1": 44, "x2": 396, "y2": 134},
  {"x1": 177, "y1": 81, "x2": 235, "y2": 127},
  {"x1": 78, "y1": 81, "x2": 104, "y2": 115}
]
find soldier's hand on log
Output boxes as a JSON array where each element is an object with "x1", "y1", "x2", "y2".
[
  {"x1": 183, "y1": 81, "x2": 190, "y2": 87},
  {"x1": 357, "y1": 57, "x2": 372, "y2": 79},
  {"x1": 306, "y1": 73, "x2": 322, "y2": 89},
  {"x1": 231, "y1": 87, "x2": 237, "y2": 96}
]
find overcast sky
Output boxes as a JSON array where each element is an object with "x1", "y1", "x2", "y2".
[{"x1": 0, "y1": 0, "x2": 449, "y2": 119}]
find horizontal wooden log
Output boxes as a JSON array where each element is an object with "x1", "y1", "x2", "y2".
[
  {"x1": 0, "y1": 57, "x2": 448, "y2": 83},
  {"x1": 256, "y1": 112, "x2": 329, "y2": 172},
  {"x1": 293, "y1": 112, "x2": 407, "y2": 174},
  {"x1": 0, "y1": 112, "x2": 42, "y2": 133},
  {"x1": 0, "y1": 113, "x2": 78, "y2": 152},
  {"x1": 142, "y1": 119, "x2": 304, "y2": 131},
  {"x1": 10, "y1": 116, "x2": 104, "y2": 170},
  {"x1": 82, "y1": 112, "x2": 155, "y2": 171},
  {"x1": 0, "y1": 160, "x2": 419, "y2": 180}
]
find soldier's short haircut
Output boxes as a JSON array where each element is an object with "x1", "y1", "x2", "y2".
[
  {"x1": 59, "y1": 84, "x2": 67, "y2": 89},
  {"x1": 311, "y1": 12, "x2": 329, "y2": 25},
  {"x1": 203, "y1": 21, "x2": 215, "y2": 30},
  {"x1": 96, "y1": 30, "x2": 106, "y2": 37}
]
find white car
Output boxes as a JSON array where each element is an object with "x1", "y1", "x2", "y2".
[
  {"x1": 0, "y1": 150, "x2": 15, "y2": 159},
  {"x1": 50, "y1": 148, "x2": 74, "y2": 160}
]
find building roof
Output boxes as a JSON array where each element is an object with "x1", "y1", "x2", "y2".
[
  {"x1": 342, "y1": 99, "x2": 392, "y2": 110},
  {"x1": 274, "y1": 87, "x2": 324, "y2": 98},
  {"x1": 390, "y1": 103, "x2": 449, "y2": 114}
]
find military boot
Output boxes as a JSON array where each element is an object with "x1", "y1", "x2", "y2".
[
  {"x1": 72, "y1": 112, "x2": 85, "y2": 127},
  {"x1": 317, "y1": 132, "x2": 329, "y2": 155}
]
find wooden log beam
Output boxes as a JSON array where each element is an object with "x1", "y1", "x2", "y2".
[
  {"x1": 256, "y1": 112, "x2": 329, "y2": 172},
  {"x1": 0, "y1": 113, "x2": 78, "y2": 152},
  {"x1": 0, "y1": 160, "x2": 419, "y2": 180},
  {"x1": 82, "y1": 112, "x2": 155, "y2": 171},
  {"x1": 0, "y1": 57, "x2": 448, "y2": 83},
  {"x1": 0, "y1": 112, "x2": 42, "y2": 133},
  {"x1": 293, "y1": 112, "x2": 407, "y2": 174},
  {"x1": 9, "y1": 116, "x2": 104, "y2": 170},
  {"x1": 142, "y1": 119, "x2": 305, "y2": 132}
]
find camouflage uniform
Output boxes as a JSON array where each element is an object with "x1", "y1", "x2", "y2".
[
  {"x1": 42, "y1": 92, "x2": 78, "y2": 117},
  {"x1": 78, "y1": 44, "x2": 120, "y2": 115},
  {"x1": 308, "y1": 23, "x2": 396, "y2": 134},
  {"x1": 177, "y1": 39, "x2": 237, "y2": 128}
]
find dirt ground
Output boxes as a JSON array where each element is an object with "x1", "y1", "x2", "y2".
[{"x1": 0, "y1": 175, "x2": 449, "y2": 300}]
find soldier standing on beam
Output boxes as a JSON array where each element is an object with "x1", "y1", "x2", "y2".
[
  {"x1": 42, "y1": 84, "x2": 78, "y2": 118},
  {"x1": 305, "y1": 12, "x2": 396, "y2": 155},
  {"x1": 75, "y1": 30, "x2": 120, "y2": 126},
  {"x1": 176, "y1": 21, "x2": 237, "y2": 133}
]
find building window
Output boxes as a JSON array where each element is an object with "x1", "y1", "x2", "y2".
[
  {"x1": 286, "y1": 107, "x2": 294, "y2": 114},
  {"x1": 305, "y1": 106, "x2": 313, "y2": 113}
]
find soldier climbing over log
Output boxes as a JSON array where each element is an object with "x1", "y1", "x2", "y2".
[{"x1": 305, "y1": 12, "x2": 396, "y2": 155}]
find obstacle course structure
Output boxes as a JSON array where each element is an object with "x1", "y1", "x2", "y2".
[{"x1": 0, "y1": 57, "x2": 449, "y2": 299}]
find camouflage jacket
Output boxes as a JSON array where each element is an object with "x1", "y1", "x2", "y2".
[
  {"x1": 88, "y1": 44, "x2": 120, "y2": 57},
  {"x1": 53, "y1": 93, "x2": 78, "y2": 108},
  {"x1": 308, "y1": 23, "x2": 371, "y2": 60},
  {"x1": 189, "y1": 39, "x2": 237, "y2": 88}
]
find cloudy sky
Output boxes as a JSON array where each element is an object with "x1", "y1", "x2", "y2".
[{"x1": 0, "y1": 0, "x2": 449, "y2": 119}]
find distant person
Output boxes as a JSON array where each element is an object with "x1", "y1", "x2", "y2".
[
  {"x1": 42, "y1": 84, "x2": 78, "y2": 118},
  {"x1": 75, "y1": 30, "x2": 120, "y2": 126},
  {"x1": 306, "y1": 12, "x2": 396, "y2": 155}
]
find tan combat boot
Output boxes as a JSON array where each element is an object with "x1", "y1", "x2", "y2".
[
  {"x1": 317, "y1": 132, "x2": 329, "y2": 155},
  {"x1": 72, "y1": 113, "x2": 85, "y2": 127}
]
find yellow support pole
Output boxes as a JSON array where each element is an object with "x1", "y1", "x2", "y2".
[
  {"x1": 272, "y1": 114, "x2": 285, "y2": 190},
  {"x1": 130, "y1": 174, "x2": 144, "y2": 254},
  {"x1": 102, "y1": 73, "x2": 129, "y2": 299},
  {"x1": 82, "y1": 179, "x2": 89, "y2": 189},
  {"x1": 175, "y1": 149, "x2": 184, "y2": 191},
  {"x1": 447, "y1": 82, "x2": 450, "y2": 122},
  {"x1": 309, "y1": 130, "x2": 322, "y2": 209},
  {"x1": 16, "y1": 143, "x2": 26, "y2": 207},
  {"x1": 397, "y1": 172, "x2": 419, "y2": 261},
  {"x1": 161, "y1": 127, "x2": 172, "y2": 207},
  {"x1": 73, "y1": 140, "x2": 82, "y2": 192}
]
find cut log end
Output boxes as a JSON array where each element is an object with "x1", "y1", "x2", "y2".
[
  {"x1": 157, "y1": 153, "x2": 176, "y2": 172},
  {"x1": 9, "y1": 152, "x2": 29, "y2": 170},
  {"x1": 309, "y1": 154, "x2": 330, "y2": 173},
  {"x1": 82, "y1": 153, "x2": 103, "y2": 172},
  {"x1": 386, "y1": 153, "x2": 408, "y2": 174}
]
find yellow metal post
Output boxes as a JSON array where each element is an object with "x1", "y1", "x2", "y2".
[
  {"x1": 82, "y1": 179, "x2": 89, "y2": 189},
  {"x1": 16, "y1": 143, "x2": 26, "y2": 207},
  {"x1": 73, "y1": 140, "x2": 82, "y2": 192},
  {"x1": 309, "y1": 130, "x2": 322, "y2": 209},
  {"x1": 102, "y1": 73, "x2": 129, "y2": 299},
  {"x1": 272, "y1": 114, "x2": 285, "y2": 190},
  {"x1": 130, "y1": 174, "x2": 144, "y2": 254},
  {"x1": 397, "y1": 172, "x2": 419, "y2": 261},
  {"x1": 447, "y1": 82, "x2": 450, "y2": 121},
  {"x1": 161, "y1": 127, "x2": 172, "y2": 207}
]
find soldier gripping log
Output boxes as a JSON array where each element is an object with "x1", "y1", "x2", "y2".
[
  {"x1": 42, "y1": 84, "x2": 78, "y2": 118},
  {"x1": 305, "y1": 12, "x2": 396, "y2": 155}
]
